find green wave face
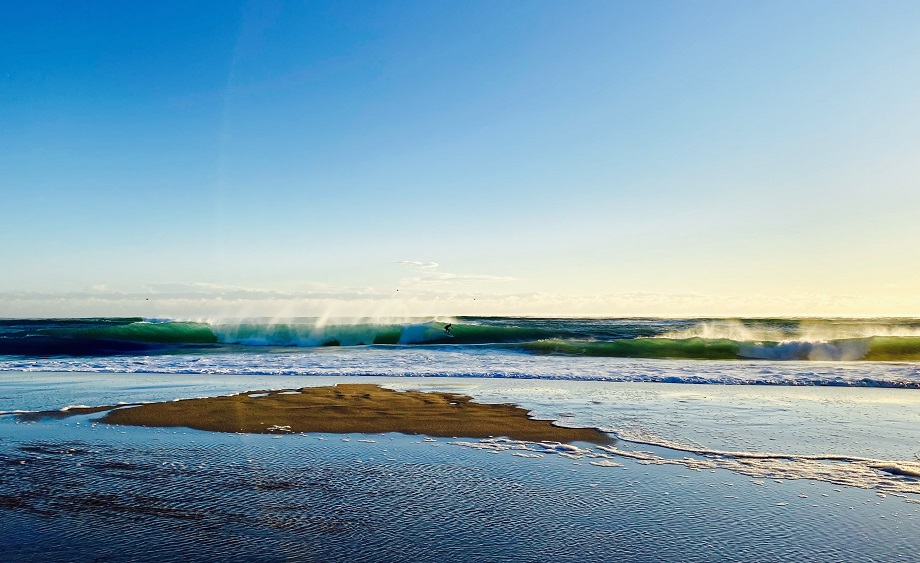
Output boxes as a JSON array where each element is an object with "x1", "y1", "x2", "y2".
[
  {"x1": 864, "y1": 336, "x2": 920, "y2": 361},
  {"x1": 61, "y1": 322, "x2": 218, "y2": 344},
  {"x1": 438, "y1": 324, "x2": 557, "y2": 343},
  {"x1": 209, "y1": 321, "x2": 559, "y2": 347},
  {"x1": 517, "y1": 338, "x2": 741, "y2": 360},
  {"x1": 517, "y1": 336, "x2": 920, "y2": 361},
  {"x1": 212, "y1": 322, "x2": 407, "y2": 346},
  {"x1": 4, "y1": 317, "x2": 920, "y2": 361}
]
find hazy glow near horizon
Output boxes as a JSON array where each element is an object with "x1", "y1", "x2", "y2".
[{"x1": 2, "y1": 1, "x2": 919, "y2": 318}]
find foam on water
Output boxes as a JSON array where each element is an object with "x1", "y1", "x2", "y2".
[
  {"x1": 738, "y1": 339, "x2": 872, "y2": 361},
  {"x1": 3, "y1": 347, "x2": 918, "y2": 387},
  {"x1": 448, "y1": 437, "x2": 920, "y2": 498}
]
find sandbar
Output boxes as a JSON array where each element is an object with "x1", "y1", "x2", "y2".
[{"x1": 97, "y1": 384, "x2": 612, "y2": 444}]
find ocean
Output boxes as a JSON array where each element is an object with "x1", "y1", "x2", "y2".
[
  {"x1": 2, "y1": 317, "x2": 919, "y2": 561},
  {"x1": 2, "y1": 316, "x2": 920, "y2": 383}
]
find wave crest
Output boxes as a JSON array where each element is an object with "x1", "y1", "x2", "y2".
[{"x1": 2, "y1": 317, "x2": 920, "y2": 362}]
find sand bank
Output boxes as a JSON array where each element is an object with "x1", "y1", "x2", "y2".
[{"x1": 97, "y1": 384, "x2": 611, "y2": 444}]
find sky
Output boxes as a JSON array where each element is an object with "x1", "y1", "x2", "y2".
[{"x1": 2, "y1": 0, "x2": 919, "y2": 318}]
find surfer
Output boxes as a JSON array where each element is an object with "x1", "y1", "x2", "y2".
[{"x1": 444, "y1": 323, "x2": 452, "y2": 335}]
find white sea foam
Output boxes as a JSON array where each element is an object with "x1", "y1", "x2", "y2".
[
  {"x1": 3, "y1": 348, "x2": 917, "y2": 387},
  {"x1": 589, "y1": 459, "x2": 623, "y2": 467},
  {"x1": 450, "y1": 437, "x2": 920, "y2": 498},
  {"x1": 871, "y1": 462, "x2": 920, "y2": 478},
  {"x1": 738, "y1": 339, "x2": 871, "y2": 361}
]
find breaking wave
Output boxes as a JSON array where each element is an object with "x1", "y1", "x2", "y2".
[{"x1": 1, "y1": 317, "x2": 920, "y2": 361}]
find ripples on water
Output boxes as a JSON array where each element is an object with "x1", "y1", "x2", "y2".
[{"x1": 2, "y1": 424, "x2": 917, "y2": 562}]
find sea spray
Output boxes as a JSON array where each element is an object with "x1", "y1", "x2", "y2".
[{"x1": 2, "y1": 317, "x2": 920, "y2": 363}]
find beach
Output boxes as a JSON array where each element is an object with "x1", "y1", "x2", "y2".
[
  {"x1": 6, "y1": 0, "x2": 920, "y2": 558},
  {"x1": 2, "y1": 369, "x2": 919, "y2": 561}
]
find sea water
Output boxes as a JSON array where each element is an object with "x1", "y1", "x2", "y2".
[
  {"x1": 1, "y1": 388, "x2": 918, "y2": 562},
  {"x1": 2, "y1": 317, "x2": 920, "y2": 560}
]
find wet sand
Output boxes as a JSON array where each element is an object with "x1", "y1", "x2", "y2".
[{"x1": 98, "y1": 384, "x2": 612, "y2": 444}]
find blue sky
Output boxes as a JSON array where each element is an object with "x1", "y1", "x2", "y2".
[{"x1": 2, "y1": 0, "x2": 919, "y2": 317}]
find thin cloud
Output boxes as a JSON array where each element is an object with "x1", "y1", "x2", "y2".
[
  {"x1": 397, "y1": 261, "x2": 440, "y2": 270},
  {"x1": 397, "y1": 260, "x2": 514, "y2": 286},
  {"x1": 404, "y1": 272, "x2": 515, "y2": 284}
]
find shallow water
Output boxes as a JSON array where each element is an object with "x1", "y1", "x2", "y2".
[
  {"x1": 1, "y1": 417, "x2": 917, "y2": 562},
  {"x1": 2, "y1": 372, "x2": 920, "y2": 561},
  {"x1": 4, "y1": 372, "x2": 919, "y2": 460}
]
